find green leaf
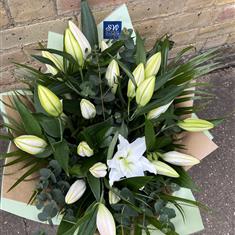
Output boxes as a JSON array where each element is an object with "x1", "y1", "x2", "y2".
[
  {"x1": 107, "y1": 131, "x2": 118, "y2": 160},
  {"x1": 136, "y1": 85, "x2": 187, "y2": 117},
  {"x1": 208, "y1": 118, "x2": 224, "y2": 127},
  {"x1": 117, "y1": 176, "x2": 153, "y2": 191},
  {"x1": 116, "y1": 59, "x2": 137, "y2": 88},
  {"x1": 160, "y1": 194, "x2": 209, "y2": 211},
  {"x1": 35, "y1": 146, "x2": 53, "y2": 158},
  {"x1": 13, "y1": 95, "x2": 42, "y2": 136},
  {"x1": 81, "y1": 0, "x2": 98, "y2": 48},
  {"x1": 172, "y1": 166, "x2": 200, "y2": 191},
  {"x1": 35, "y1": 113, "x2": 61, "y2": 138},
  {"x1": 0, "y1": 150, "x2": 25, "y2": 159},
  {"x1": 8, "y1": 162, "x2": 44, "y2": 192},
  {"x1": 53, "y1": 140, "x2": 69, "y2": 174},
  {"x1": 145, "y1": 119, "x2": 156, "y2": 151},
  {"x1": 57, "y1": 217, "x2": 74, "y2": 235},
  {"x1": 87, "y1": 172, "x2": 101, "y2": 201},
  {"x1": 0, "y1": 133, "x2": 12, "y2": 141},
  {"x1": 63, "y1": 203, "x2": 97, "y2": 235},
  {"x1": 135, "y1": 31, "x2": 146, "y2": 64},
  {"x1": 101, "y1": 40, "x2": 124, "y2": 56},
  {"x1": 77, "y1": 202, "x2": 98, "y2": 235}
]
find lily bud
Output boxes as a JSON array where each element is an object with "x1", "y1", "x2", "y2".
[
  {"x1": 127, "y1": 63, "x2": 145, "y2": 98},
  {"x1": 38, "y1": 85, "x2": 63, "y2": 117},
  {"x1": 147, "y1": 100, "x2": 173, "y2": 120},
  {"x1": 64, "y1": 28, "x2": 83, "y2": 67},
  {"x1": 80, "y1": 99, "x2": 96, "y2": 119},
  {"x1": 152, "y1": 160, "x2": 179, "y2": 178},
  {"x1": 108, "y1": 190, "x2": 121, "y2": 205},
  {"x1": 96, "y1": 203, "x2": 116, "y2": 235},
  {"x1": 105, "y1": 60, "x2": 120, "y2": 94},
  {"x1": 65, "y1": 180, "x2": 86, "y2": 204},
  {"x1": 77, "y1": 141, "x2": 94, "y2": 157},
  {"x1": 161, "y1": 151, "x2": 200, "y2": 166},
  {"x1": 89, "y1": 162, "x2": 107, "y2": 178},
  {"x1": 100, "y1": 40, "x2": 109, "y2": 52},
  {"x1": 14, "y1": 135, "x2": 47, "y2": 155},
  {"x1": 42, "y1": 51, "x2": 64, "y2": 75},
  {"x1": 178, "y1": 118, "x2": 214, "y2": 132},
  {"x1": 68, "y1": 21, "x2": 91, "y2": 59},
  {"x1": 136, "y1": 76, "x2": 156, "y2": 106},
  {"x1": 145, "y1": 52, "x2": 161, "y2": 78}
]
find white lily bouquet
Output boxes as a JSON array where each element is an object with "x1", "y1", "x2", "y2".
[{"x1": 0, "y1": 1, "x2": 222, "y2": 234}]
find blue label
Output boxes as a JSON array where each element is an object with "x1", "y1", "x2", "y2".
[{"x1": 103, "y1": 21, "x2": 122, "y2": 39}]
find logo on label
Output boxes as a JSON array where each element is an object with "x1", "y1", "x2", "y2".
[{"x1": 103, "y1": 21, "x2": 122, "y2": 39}]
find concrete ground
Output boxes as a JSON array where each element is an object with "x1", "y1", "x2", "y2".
[{"x1": 0, "y1": 67, "x2": 234, "y2": 235}]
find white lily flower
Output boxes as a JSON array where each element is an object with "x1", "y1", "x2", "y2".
[
  {"x1": 161, "y1": 151, "x2": 200, "y2": 166},
  {"x1": 42, "y1": 51, "x2": 64, "y2": 75},
  {"x1": 89, "y1": 162, "x2": 107, "y2": 178},
  {"x1": 152, "y1": 160, "x2": 179, "y2": 178},
  {"x1": 77, "y1": 141, "x2": 94, "y2": 157},
  {"x1": 105, "y1": 60, "x2": 120, "y2": 94},
  {"x1": 96, "y1": 203, "x2": 116, "y2": 235},
  {"x1": 38, "y1": 85, "x2": 63, "y2": 117},
  {"x1": 127, "y1": 63, "x2": 145, "y2": 98},
  {"x1": 136, "y1": 76, "x2": 156, "y2": 107},
  {"x1": 14, "y1": 135, "x2": 47, "y2": 155},
  {"x1": 100, "y1": 40, "x2": 109, "y2": 52},
  {"x1": 145, "y1": 52, "x2": 161, "y2": 78},
  {"x1": 109, "y1": 189, "x2": 121, "y2": 205},
  {"x1": 107, "y1": 135, "x2": 156, "y2": 186},
  {"x1": 68, "y1": 21, "x2": 91, "y2": 59},
  {"x1": 147, "y1": 100, "x2": 173, "y2": 120},
  {"x1": 65, "y1": 179, "x2": 86, "y2": 204},
  {"x1": 80, "y1": 99, "x2": 96, "y2": 119}
]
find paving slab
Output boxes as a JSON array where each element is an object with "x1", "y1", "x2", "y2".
[{"x1": 0, "y1": 68, "x2": 234, "y2": 234}]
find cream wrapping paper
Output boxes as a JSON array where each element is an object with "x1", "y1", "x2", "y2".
[{"x1": 0, "y1": 4, "x2": 218, "y2": 234}]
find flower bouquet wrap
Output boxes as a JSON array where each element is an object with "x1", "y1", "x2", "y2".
[{"x1": 0, "y1": 1, "x2": 221, "y2": 234}]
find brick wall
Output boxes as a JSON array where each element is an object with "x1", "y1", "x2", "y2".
[{"x1": 0, "y1": 0, "x2": 235, "y2": 92}]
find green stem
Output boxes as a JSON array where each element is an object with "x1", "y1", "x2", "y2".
[
  {"x1": 79, "y1": 68, "x2": 84, "y2": 82},
  {"x1": 127, "y1": 98, "x2": 131, "y2": 118},
  {"x1": 58, "y1": 117, "x2": 63, "y2": 142},
  {"x1": 155, "y1": 124, "x2": 177, "y2": 136}
]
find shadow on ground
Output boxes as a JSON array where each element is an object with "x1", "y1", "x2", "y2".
[{"x1": 0, "y1": 68, "x2": 234, "y2": 235}]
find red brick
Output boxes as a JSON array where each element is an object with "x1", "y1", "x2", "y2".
[
  {"x1": 8, "y1": 0, "x2": 56, "y2": 23},
  {"x1": 0, "y1": 69, "x2": 15, "y2": 86},
  {"x1": 57, "y1": 0, "x2": 126, "y2": 14},
  {"x1": 0, "y1": 2, "x2": 9, "y2": 28},
  {"x1": 215, "y1": 5, "x2": 235, "y2": 22}
]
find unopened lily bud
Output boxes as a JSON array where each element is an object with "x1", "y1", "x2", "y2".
[
  {"x1": 14, "y1": 135, "x2": 47, "y2": 155},
  {"x1": 89, "y1": 162, "x2": 107, "y2": 178},
  {"x1": 42, "y1": 51, "x2": 64, "y2": 75},
  {"x1": 109, "y1": 190, "x2": 121, "y2": 205},
  {"x1": 147, "y1": 100, "x2": 173, "y2": 120},
  {"x1": 68, "y1": 21, "x2": 91, "y2": 59},
  {"x1": 38, "y1": 85, "x2": 62, "y2": 117},
  {"x1": 105, "y1": 60, "x2": 120, "y2": 94},
  {"x1": 77, "y1": 141, "x2": 94, "y2": 157},
  {"x1": 161, "y1": 151, "x2": 200, "y2": 166},
  {"x1": 145, "y1": 52, "x2": 161, "y2": 78},
  {"x1": 80, "y1": 99, "x2": 96, "y2": 119},
  {"x1": 136, "y1": 76, "x2": 156, "y2": 106},
  {"x1": 152, "y1": 160, "x2": 179, "y2": 178},
  {"x1": 96, "y1": 203, "x2": 116, "y2": 235},
  {"x1": 127, "y1": 63, "x2": 145, "y2": 98},
  {"x1": 64, "y1": 28, "x2": 83, "y2": 67},
  {"x1": 65, "y1": 180, "x2": 86, "y2": 204},
  {"x1": 178, "y1": 118, "x2": 214, "y2": 132},
  {"x1": 100, "y1": 40, "x2": 109, "y2": 52}
]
